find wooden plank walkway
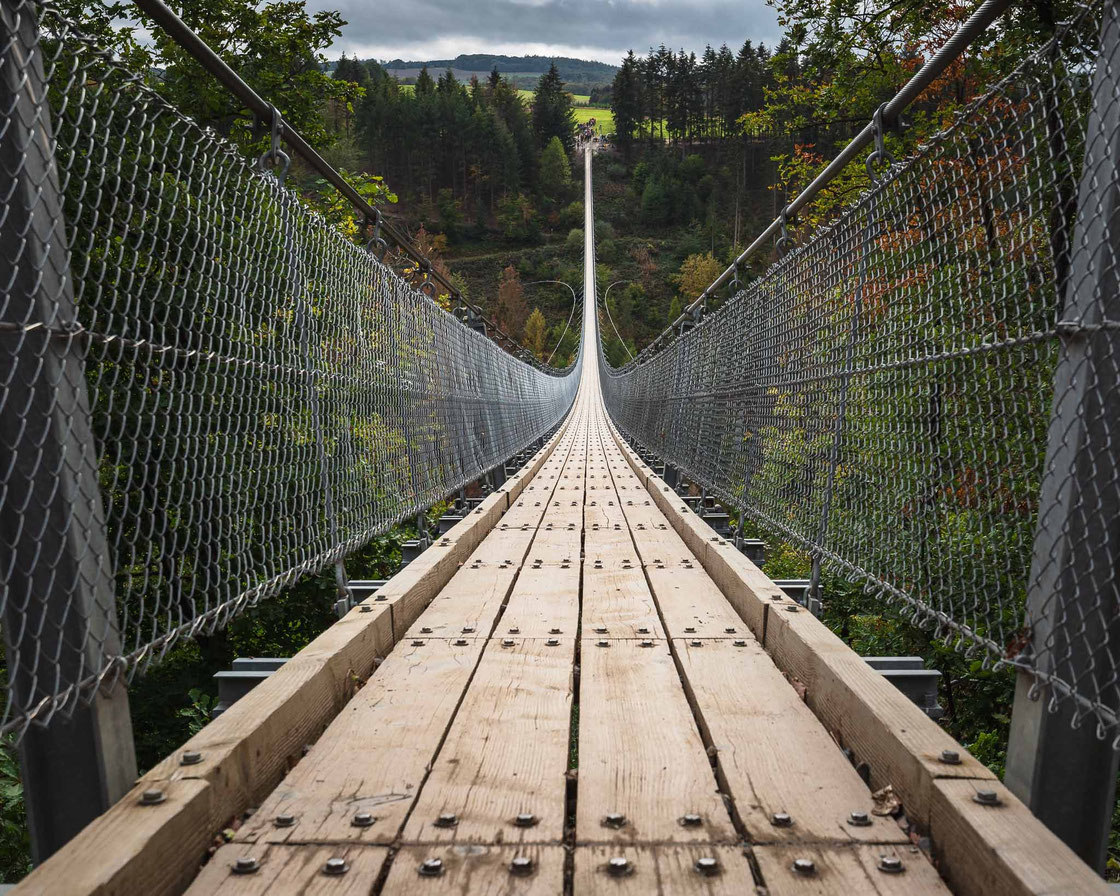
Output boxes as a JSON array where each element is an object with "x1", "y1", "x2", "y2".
[{"x1": 16, "y1": 147, "x2": 1112, "y2": 896}]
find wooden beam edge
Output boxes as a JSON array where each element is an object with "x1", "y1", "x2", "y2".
[
  {"x1": 602, "y1": 421, "x2": 1109, "y2": 896},
  {"x1": 13, "y1": 418, "x2": 572, "y2": 896}
]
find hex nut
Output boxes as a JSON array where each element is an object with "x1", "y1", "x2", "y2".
[
  {"x1": 180, "y1": 750, "x2": 203, "y2": 766},
  {"x1": 232, "y1": 856, "x2": 260, "y2": 875},
  {"x1": 973, "y1": 789, "x2": 1001, "y2": 806},
  {"x1": 323, "y1": 857, "x2": 349, "y2": 876},
  {"x1": 771, "y1": 812, "x2": 793, "y2": 828},
  {"x1": 878, "y1": 855, "x2": 905, "y2": 874},
  {"x1": 679, "y1": 813, "x2": 703, "y2": 827},
  {"x1": 939, "y1": 749, "x2": 962, "y2": 765},
  {"x1": 418, "y1": 858, "x2": 444, "y2": 877},
  {"x1": 733, "y1": 640, "x2": 747, "y2": 647},
  {"x1": 139, "y1": 788, "x2": 166, "y2": 806},
  {"x1": 509, "y1": 856, "x2": 535, "y2": 876},
  {"x1": 695, "y1": 856, "x2": 720, "y2": 876},
  {"x1": 602, "y1": 812, "x2": 627, "y2": 829},
  {"x1": 434, "y1": 813, "x2": 459, "y2": 828},
  {"x1": 606, "y1": 856, "x2": 632, "y2": 877},
  {"x1": 847, "y1": 810, "x2": 872, "y2": 827},
  {"x1": 546, "y1": 639, "x2": 560, "y2": 646},
  {"x1": 274, "y1": 813, "x2": 297, "y2": 828},
  {"x1": 351, "y1": 811, "x2": 375, "y2": 828},
  {"x1": 792, "y1": 858, "x2": 816, "y2": 875},
  {"x1": 514, "y1": 813, "x2": 539, "y2": 828}
]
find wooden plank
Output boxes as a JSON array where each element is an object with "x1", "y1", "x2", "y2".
[
  {"x1": 572, "y1": 846, "x2": 755, "y2": 895},
  {"x1": 929, "y1": 779, "x2": 1113, "y2": 896},
  {"x1": 404, "y1": 564, "x2": 520, "y2": 640},
  {"x1": 382, "y1": 846, "x2": 564, "y2": 895},
  {"x1": 235, "y1": 638, "x2": 485, "y2": 846},
  {"x1": 581, "y1": 566, "x2": 664, "y2": 637},
  {"x1": 753, "y1": 844, "x2": 950, "y2": 895},
  {"x1": 643, "y1": 567, "x2": 746, "y2": 638},
  {"x1": 673, "y1": 638, "x2": 906, "y2": 844},
  {"x1": 576, "y1": 639, "x2": 733, "y2": 843},
  {"x1": 500, "y1": 564, "x2": 581, "y2": 639},
  {"x1": 402, "y1": 638, "x2": 574, "y2": 844},
  {"x1": 184, "y1": 844, "x2": 388, "y2": 895},
  {"x1": 526, "y1": 518, "x2": 583, "y2": 565}
]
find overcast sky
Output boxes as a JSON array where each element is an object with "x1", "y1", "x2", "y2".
[{"x1": 310, "y1": 0, "x2": 782, "y2": 66}]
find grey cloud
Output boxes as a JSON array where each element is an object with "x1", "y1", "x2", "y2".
[{"x1": 311, "y1": 0, "x2": 781, "y2": 63}]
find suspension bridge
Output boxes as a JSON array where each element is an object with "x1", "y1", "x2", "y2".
[{"x1": 3, "y1": 0, "x2": 1120, "y2": 892}]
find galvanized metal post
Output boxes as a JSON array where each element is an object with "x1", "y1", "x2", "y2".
[
  {"x1": 0, "y1": 0, "x2": 136, "y2": 861},
  {"x1": 1005, "y1": 1, "x2": 1120, "y2": 870}
]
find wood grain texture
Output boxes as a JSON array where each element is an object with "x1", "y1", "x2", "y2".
[
  {"x1": 572, "y1": 846, "x2": 756, "y2": 895},
  {"x1": 184, "y1": 844, "x2": 388, "y2": 895},
  {"x1": 673, "y1": 638, "x2": 906, "y2": 844},
  {"x1": 382, "y1": 846, "x2": 564, "y2": 895},
  {"x1": 404, "y1": 565, "x2": 520, "y2": 640},
  {"x1": 753, "y1": 844, "x2": 950, "y2": 895},
  {"x1": 403, "y1": 639, "x2": 574, "y2": 844},
  {"x1": 580, "y1": 566, "x2": 664, "y2": 637},
  {"x1": 576, "y1": 639, "x2": 733, "y2": 844},
  {"x1": 235, "y1": 639, "x2": 485, "y2": 846},
  {"x1": 500, "y1": 564, "x2": 580, "y2": 639},
  {"x1": 929, "y1": 779, "x2": 1113, "y2": 896},
  {"x1": 642, "y1": 567, "x2": 747, "y2": 638}
]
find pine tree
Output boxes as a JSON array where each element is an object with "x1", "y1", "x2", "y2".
[
  {"x1": 524, "y1": 308, "x2": 547, "y2": 359},
  {"x1": 531, "y1": 64, "x2": 575, "y2": 153},
  {"x1": 538, "y1": 136, "x2": 571, "y2": 202}
]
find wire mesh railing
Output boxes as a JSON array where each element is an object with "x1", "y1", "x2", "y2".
[
  {"x1": 601, "y1": 0, "x2": 1120, "y2": 738},
  {"x1": 0, "y1": 0, "x2": 579, "y2": 736}
]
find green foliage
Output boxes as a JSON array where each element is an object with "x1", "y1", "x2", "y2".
[
  {"x1": 178, "y1": 689, "x2": 217, "y2": 737},
  {"x1": 497, "y1": 194, "x2": 541, "y2": 243},
  {"x1": 532, "y1": 64, "x2": 576, "y2": 154},
  {"x1": 538, "y1": 137, "x2": 573, "y2": 202},
  {"x1": 0, "y1": 739, "x2": 29, "y2": 882}
]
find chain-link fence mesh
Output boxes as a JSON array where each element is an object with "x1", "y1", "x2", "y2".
[
  {"x1": 602, "y1": 1, "x2": 1120, "y2": 737},
  {"x1": 0, "y1": 0, "x2": 578, "y2": 735}
]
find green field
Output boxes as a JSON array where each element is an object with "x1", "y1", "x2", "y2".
[{"x1": 574, "y1": 106, "x2": 614, "y2": 134}]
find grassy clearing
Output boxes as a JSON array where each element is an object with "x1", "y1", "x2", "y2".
[{"x1": 574, "y1": 106, "x2": 614, "y2": 133}]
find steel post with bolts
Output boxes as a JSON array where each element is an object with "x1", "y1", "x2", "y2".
[
  {"x1": 0, "y1": 0, "x2": 136, "y2": 860},
  {"x1": 1005, "y1": 1, "x2": 1120, "y2": 871}
]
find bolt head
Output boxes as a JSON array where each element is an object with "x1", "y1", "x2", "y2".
[
  {"x1": 546, "y1": 639, "x2": 560, "y2": 646},
  {"x1": 180, "y1": 750, "x2": 203, "y2": 766},
  {"x1": 375, "y1": 594, "x2": 387, "y2": 601},
  {"x1": 679, "y1": 813, "x2": 702, "y2": 827},
  {"x1": 351, "y1": 811, "x2": 375, "y2": 828},
  {"x1": 695, "y1": 856, "x2": 720, "y2": 876},
  {"x1": 550, "y1": 628, "x2": 562, "y2": 634},
  {"x1": 690, "y1": 640, "x2": 703, "y2": 647},
  {"x1": 462, "y1": 626, "x2": 475, "y2": 633},
  {"x1": 637, "y1": 627, "x2": 650, "y2": 634},
  {"x1": 724, "y1": 627, "x2": 736, "y2": 634},
  {"x1": 509, "y1": 856, "x2": 535, "y2": 876},
  {"x1": 878, "y1": 855, "x2": 904, "y2": 874},
  {"x1": 792, "y1": 858, "x2": 816, "y2": 875},
  {"x1": 733, "y1": 640, "x2": 747, "y2": 647},
  {"x1": 421, "y1": 627, "x2": 432, "y2": 634},
  {"x1": 603, "y1": 812, "x2": 627, "y2": 828},
  {"x1": 434, "y1": 812, "x2": 459, "y2": 827},
  {"x1": 771, "y1": 811, "x2": 793, "y2": 828},
  {"x1": 274, "y1": 813, "x2": 296, "y2": 828},
  {"x1": 139, "y1": 788, "x2": 166, "y2": 806},
  {"x1": 509, "y1": 627, "x2": 520, "y2": 634},
  {"x1": 640, "y1": 640, "x2": 654, "y2": 648},
  {"x1": 411, "y1": 640, "x2": 425, "y2": 647},
  {"x1": 502, "y1": 639, "x2": 515, "y2": 647},
  {"x1": 419, "y1": 858, "x2": 444, "y2": 877},
  {"x1": 606, "y1": 856, "x2": 631, "y2": 876},
  {"x1": 360, "y1": 605, "x2": 373, "y2": 613},
  {"x1": 684, "y1": 627, "x2": 696, "y2": 633},
  {"x1": 595, "y1": 627, "x2": 608, "y2": 634},
  {"x1": 514, "y1": 812, "x2": 539, "y2": 827},
  {"x1": 455, "y1": 639, "x2": 468, "y2": 646},
  {"x1": 785, "y1": 605, "x2": 800, "y2": 613},
  {"x1": 939, "y1": 749, "x2": 962, "y2": 765},
  {"x1": 232, "y1": 856, "x2": 259, "y2": 874},
  {"x1": 323, "y1": 857, "x2": 349, "y2": 875},
  {"x1": 974, "y1": 789, "x2": 1001, "y2": 806},
  {"x1": 847, "y1": 810, "x2": 871, "y2": 827},
  {"x1": 597, "y1": 640, "x2": 610, "y2": 648}
]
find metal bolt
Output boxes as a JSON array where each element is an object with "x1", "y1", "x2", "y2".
[
  {"x1": 724, "y1": 627, "x2": 736, "y2": 634},
  {"x1": 323, "y1": 857, "x2": 349, "y2": 876},
  {"x1": 547, "y1": 639, "x2": 560, "y2": 646},
  {"x1": 375, "y1": 594, "x2": 387, "y2": 602},
  {"x1": 455, "y1": 639, "x2": 468, "y2": 646},
  {"x1": 434, "y1": 813, "x2": 458, "y2": 827},
  {"x1": 606, "y1": 856, "x2": 631, "y2": 877},
  {"x1": 232, "y1": 856, "x2": 260, "y2": 875},
  {"x1": 509, "y1": 856, "x2": 535, "y2": 876},
  {"x1": 411, "y1": 640, "x2": 425, "y2": 647},
  {"x1": 550, "y1": 628, "x2": 562, "y2": 634},
  {"x1": 733, "y1": 640, "x2": 747, "y2": 647},
  {"x1": 878, "y1": 855, "x2": 904, "y2": 874},
  {"x1": 514, "y1": 812, "x2": 539, "y2": 827},
  {"x1": 360, "y1": 605, "x2": 373, "y2": 613},
  {"x1": 771, "y1": 812, "x2": 793, "y2": 828},
  {"x1": 462, "y1": 626, "x2": 475, "y2": 633},
  {"x1": 847, "y1": 810, "x2": 871, "y2": 827},
  {"x1": 792, "y1": 858, "x2": 816, "y2": 876},
  {"x1": 509, "y1": 627, "x2": 520, "y2": 634},
  {"x1": 595, "y1": 626, "x2": 608, "y2": 634},
  {"x1": 421, "y1": 627, "x2": 432, "y2": 634},
  {"x1": 597, "y1": 640, "x2": 610, "y2": 648},
  {"x1": 695, "y1": 856, "x2": 720, "y2": 876},
  {"x1": 274, "y1": 812, "x2": 296, "y2": 828},
  {"x1": 684, "y1": 626, "x2": 696, "y2": 633},
  {"x1": 139, "y1": 788, "x2": 166, "y2": 806},
  {"x1": 939, "y1": 749, "x2": 961, "y2": 765},
  {"x1": 640, "y1": 640, "x2": 654, "y2": 648},
  {"x1": 502, "y1": 639, "x2": 515, "y2": 647},
  {"x1": 637, "y1": 627, "x2": 650, "y2": 634},
  {"x1": 603, "y1": 812, "x2": 627, "y2": 828},
  {"x1": 180, "y1": 750, "x2": 203, "y2": 766},
  {"x1": 679, "y1": 813, "x2": 702, "y2": 827},
  {"x1": 419, "y1": 858, "x2": 444, "y2": 877},
  {"x1": 973, "y1": 789, "x2": 1001, "y2": 806},
  {"x1": 352, "y1": 811, "x2": 375, "y2": 827},
  {"x1": 785, "y1": 605, "x2": 800, "y2": 613}
]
